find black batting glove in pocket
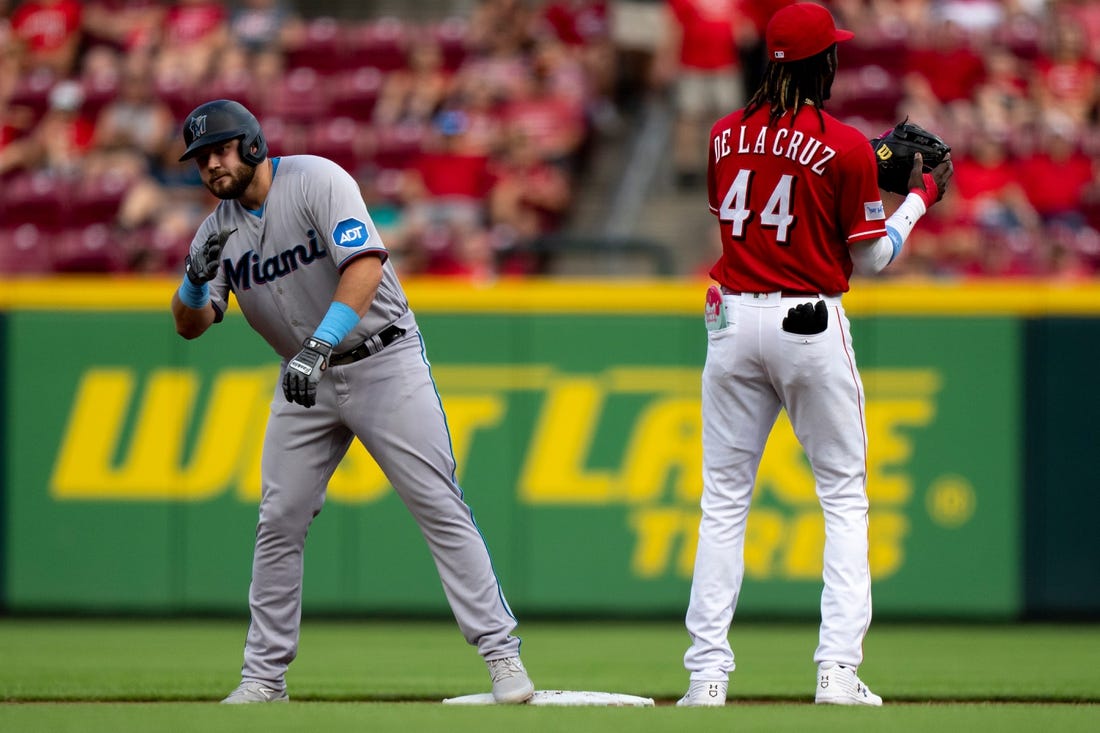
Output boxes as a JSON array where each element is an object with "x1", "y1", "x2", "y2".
[{"x1": 782, "y1": 300, "x2": 828, "y2": 336}]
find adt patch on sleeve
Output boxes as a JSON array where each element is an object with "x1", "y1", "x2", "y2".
[
  {"x1": 864, "y1": 201, "x2": 886, "y2": 221},
  {"x1": 333, "y1": 218, "x2": 369, "y2": 247}
]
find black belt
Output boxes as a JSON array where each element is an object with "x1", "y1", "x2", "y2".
[
  {"x1": 720, "y1": 285, "x2": 822, "y2": 298},
  {"x1": 328, "y1": 324, "x2": 407, "y2": 366}
]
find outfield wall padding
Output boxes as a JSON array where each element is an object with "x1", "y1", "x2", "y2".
[{"x1": 1, "y1": 278, "x2": 1096, "y2": 618}]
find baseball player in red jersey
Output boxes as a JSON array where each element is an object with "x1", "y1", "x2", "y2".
[{"x1": 677, "y1": 3, "x2": 953, "y2": 707}]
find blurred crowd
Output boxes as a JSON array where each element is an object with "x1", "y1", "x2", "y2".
[
  {"x1": 836, "y1": 0, "x2": 1100, "y2": 279},
  {"x1": 0, "y1": 0, "x2": 616, "y2": 278},
  {"x1": 0, "y1": 0, "x2": 1099, "y2": 280},
  {"x1": 657, "y1": 0, "x2": 1100, "y2": 279}
]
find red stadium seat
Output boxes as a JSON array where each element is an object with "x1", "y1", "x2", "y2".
[
  {"x1": 430, "y1": 17, "x2": 471, "y2": 72},
  {"x1": 205, "y1": 70, "x2": 258, "y2": 113},
  {"x1": 285, "y1": 16, "x2": 345, "y2": 74},
  {"x1": 0, "y1": 224, "x2": 54, "y2": 274},
  {"x1": 327, "y1": 68, "x2": 384, "y2": 121},
  {"x1": 7, "y1": 69, "x2": 57, "y2": 123},
  {"x1": 370, "y1": 167, "x2": 407, "y2": 205},
  {"x1": 370, "y1": 121, "x2": 426, "y2": 170},
  {"x1": 69, "y1": 172, "x2": 129, "y2": 227},
  {"x1": 838, "y1": 32, "x2": 910, "y2": 75},
  {"x1": 255, "y1": 115, "x2": 308, "y2": 156},
  {"x1": 307, "y1": 117, "x2": 368, "y2": 174},
  {"x1": 829, "y1": 65, "x2": 904, "y2": 123},
  {"x1": 343, "y1": 17, "x2": 411, "y2": 73},
  {"x1": 262, "y1": 67, "x2": 331, "y2": 124},
  {"x1": 80, "y1": 74, "x2": 120, "y2": 121},
  {"x1": 155, "y1": 73, "x2": 202, "y2": 120},
  {"x1": 0, "y1": 173, "x2": 72, "y2": 230},
  {"x1": 49, "y1": 225, "x2": 130, "y2": 273}
]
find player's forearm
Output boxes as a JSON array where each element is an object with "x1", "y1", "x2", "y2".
[
  {"x1": 171, "y1": 290, "x2": 216, "y2": 339},
  {"x1": 850, "y1": 194, "x2": 927, "y2": 275},
  {"x1": 311, "y1": 255, "x2": 384, "y2": 347},
  {"x1": 332, "y1": 254, "x2": 384, "y2": 316}
]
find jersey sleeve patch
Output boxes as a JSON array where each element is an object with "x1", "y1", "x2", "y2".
[
  {"x1": 864, "y1": 201, "x2": 886, "y2": 221},
  {"x1": 332, "y1": 218, "x2": 370, "y2": 248}
]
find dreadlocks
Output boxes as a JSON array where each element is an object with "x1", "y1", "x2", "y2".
[{"x1": 743, "y1": 44, "x2": 838, "y2": 131}]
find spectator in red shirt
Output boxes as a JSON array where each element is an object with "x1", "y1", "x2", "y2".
[
  {"x1": 535, "y1": 1, "x2": 619, "y2": 132},
  {"x1": 952, "y1": 131, "x2": 1041, "y2": 250},
  {"x1": 1055, "y1": 0, "x2": 1100, "y2": 64},
  {"x1": 903, "y1": 16, "x2": 986, "y2": 106},
  {"x1": 489, "y1": 126, "x2": 572, "y2": 242},
  {"x1": 152, "y1": 0, "x2": 229, "y2": 88},
  {"x1": 10, "y1": 0, "x2": 82, "y2": 76},
  {"x1": 1020, "y1": 115, "x2": 1094, "y2": 230},
  {"x1": 655, "y1": 0, "x2": 748, "y2": 188},
  {"x1": 444, "y1": 73, "x2": 507, "y2": 157},
  {"x1": 402, "y1": 109, "x2": 497, "y2": 232},
  {"x1": 501, "y1": 61, "x2": 587, "y2": 170},
  {"x1": 373, "y1": 33, "x2": 453, "y2": 127},
  {"x1": 395, "y1": 108, "x2": 502, "y2": 280},
  {"x1": 0, "y1": 79, "x2": 94, "y2": 176},
  {"x1": 1031, "y1": 13, "x2": 1099, "y2": 128},
  {"x1": 81, "y1": 0, "x2": 163, "y2": 53},
  {"x1": 973, "y1": 46, "x2": 1031, "y2": 131}
]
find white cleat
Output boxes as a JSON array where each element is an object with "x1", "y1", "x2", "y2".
[
  {"x1": 676, "y1": 679, "x2": 727, "y2": 707},
  {"x1": 220, "y1": 680, "x2": 289, "y2": 704},
  {"x1": 487, "y1": 656, "x2": 535, "y2": 703},
  {"x1": 814, "y1": 663, "x2": 883, "y2": 706}
]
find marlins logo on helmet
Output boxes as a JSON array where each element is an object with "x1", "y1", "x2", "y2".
[{"x1": 189, "y1": 114, "x2": 207, "y2": 140}]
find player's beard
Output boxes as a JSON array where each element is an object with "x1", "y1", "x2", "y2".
[{"x1": 207, "y1": 163, "x2": 257, "y2": 200}]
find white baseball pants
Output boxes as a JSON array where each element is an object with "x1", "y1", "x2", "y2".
[{"x1": 684, "y1": 291, "x2": 873, "y2": 680}]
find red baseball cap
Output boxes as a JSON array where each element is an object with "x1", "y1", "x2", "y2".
[{"x1": 766, "y1": 3, "x2": 854, "y2": 62}]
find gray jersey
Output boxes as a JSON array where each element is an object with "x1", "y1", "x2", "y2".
[
  {"x1": 174, "y1": 114, "x2": 524, "y2": 701},
  {"x1": 191, "y1": 154, "x2": 414, "y2": 358}
]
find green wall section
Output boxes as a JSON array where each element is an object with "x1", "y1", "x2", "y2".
[
  {"x1": 1024, "y1": 319, "x2": 1100, "y2": 617},
  {"x1": 1, "y1": 306, "x2": 1039, "y2": 617}
]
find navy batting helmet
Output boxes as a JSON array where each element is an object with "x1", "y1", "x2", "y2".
[{"x1": 179, "y1": 99, "x2": 268, "y2": 166}]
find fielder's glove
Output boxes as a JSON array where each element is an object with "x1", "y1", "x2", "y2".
[
  {"x1": 871, "y1": 120, "x2": 952, "y2": 197},
  {"x1": 185, "y1": 227, "x2": 237, "y2": 285},
  {"x1": 283, "y1": 337, "x2": 333, "y2": 408}
]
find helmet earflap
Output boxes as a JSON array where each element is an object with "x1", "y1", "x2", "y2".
[{"x1": 238, "y1": 129, "x2": 267, "y2": 167}]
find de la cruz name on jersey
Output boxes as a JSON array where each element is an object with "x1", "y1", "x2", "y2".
[
  {"x1": 223, "y1": 229, "x2": 327, "y2": 291},
  {"x1": 712, "y1": 125, "x2": 838, "y2": 175}
]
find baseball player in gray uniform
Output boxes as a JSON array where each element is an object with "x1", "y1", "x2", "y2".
[{"x1": 169, "y1": 99, "x2": 534, "y2": 705}]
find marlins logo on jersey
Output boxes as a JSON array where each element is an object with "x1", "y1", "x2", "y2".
[{"x1": 333, "y1": 218, "x2": 369, "y2": 247}]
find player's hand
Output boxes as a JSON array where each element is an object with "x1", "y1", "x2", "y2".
[
  {"x1": 907, "y1": 152, "x2": 953, "y2": 209},
  {"x1": 283, "y1": 337, "x2": 334, "y2": 408},
  {"x1": 185, "y1": 227, "x2": 237, "y2": 285}
]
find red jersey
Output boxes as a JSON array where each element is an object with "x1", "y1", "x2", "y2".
[
  {"x1": 1035, "y1": 56, "x2": 1099, "y2": 108},
  {"x1": 164, "y1": 2, "x2": 225, "y2": 46},
  {"x1": 707, "y1": 106, "x2": 886, "y2": 294},
  {"x1": 1020, "y1": 149, "x2": 1094, "y2": 218},
  {"x1": 413, "y1": 152, "x2": 495, "y2": 199},
  {"x1": 11, "y1": 1, "x2": 82, "y2": 53},
  {"x1": 540, "y1": 1, "x2": 610, "y2": 47},
  {"x1": 668, "y1": 0, "x2": 740, "y2": 71}
]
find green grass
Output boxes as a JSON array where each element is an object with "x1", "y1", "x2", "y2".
[{"x1": 1, "y1": 619, "x2": 1097, "y2": 732}]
